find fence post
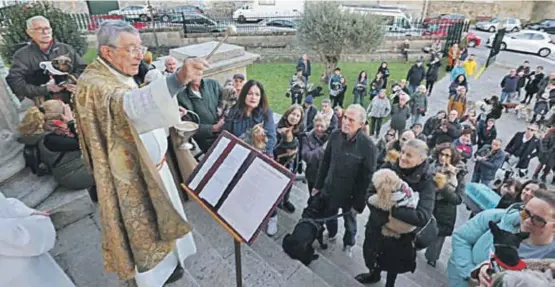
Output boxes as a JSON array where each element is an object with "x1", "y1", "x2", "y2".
[{"x1": 182, "y1": 12, "x2": 188, "y2": 38}]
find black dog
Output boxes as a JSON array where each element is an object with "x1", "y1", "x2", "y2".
[
  {"x1": 282, "y1": 193, "x2": 330, "y2": 265},
  {"x1": 306, "y1": 86, "x2": 324, "y2": 98},
  {"x1": 486, "y1": 221, "x2": 529, "y2": 277}
]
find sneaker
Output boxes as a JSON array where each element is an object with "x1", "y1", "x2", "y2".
[
  {"x1": 343, "y1": 245, "x2": 353, "y2": 257},
  {"x1": 266, "y1": 216, "x2": 278, "y2": 236}
]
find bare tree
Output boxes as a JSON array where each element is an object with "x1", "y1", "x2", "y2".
[{"x1": 297, "y1": 2, "x2": 385, "y2": 82}]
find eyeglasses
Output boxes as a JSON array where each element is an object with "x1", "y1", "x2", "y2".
[
  {"x1": 527, "y1": 128, "x2": 537, "y2": 132},
  {"x1": 32, "y1": 27, "x2": 51, "y2": 33},
  {"x1": 440, "y1": 152, "x2": 452, "y2": 158},
  {"x1": 386, "y1": 133, "x2": 395, "y2": 137},
  {"x1": 520, "y1": 206, "x2": 548, "y2": 228},
  {"x1": 110, "y1": 45, "x2": 148, "y2": 56}
]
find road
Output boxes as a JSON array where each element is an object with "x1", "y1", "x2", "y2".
[{"x1": 470, "y1": 29, "x2": 555, "y2": 68}]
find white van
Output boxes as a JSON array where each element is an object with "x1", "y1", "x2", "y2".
[
  {"x1": 232, "y1": 3, "x2": 302, "y2": 23},
  {"x1": 339, "y1": 6, "x2": 420, "y2": 37}
]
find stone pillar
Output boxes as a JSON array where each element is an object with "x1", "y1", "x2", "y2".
[{"x1": 0, "y1": 57, "x2": 25, "y2": 183}]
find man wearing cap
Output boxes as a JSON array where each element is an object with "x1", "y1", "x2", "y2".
[
  {"x1": 176, "y1": 70, "x2": 224, "y2": 154},
  {"x1": 231, "y1": 73, "x2": 245, "y2": 95},
  {"x1": 405, "y1": 57, "x2": 426, "y2": 94}
]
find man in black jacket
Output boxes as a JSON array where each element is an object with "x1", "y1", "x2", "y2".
[
  {"x1": 504, "y1": 124, "x2": 540, "y2": 178},
  {"x1": 6, "y1": 16, "x2": 85, "y2": 104},
  {"x1": 312, "y1": 104, "x2": 377, "y2": 256},
  {"x1": 406, "y1": 58, "x2": 426, "y2": 95}
]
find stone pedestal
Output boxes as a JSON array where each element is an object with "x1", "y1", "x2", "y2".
[{"x1": 155, "y1": 41, "x2": 260, "y2": 85}]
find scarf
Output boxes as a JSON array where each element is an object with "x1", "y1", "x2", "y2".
[{"x1": 44, "y1": 119, "x2": 74, "y2": 137}]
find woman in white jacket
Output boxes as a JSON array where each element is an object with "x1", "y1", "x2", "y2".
[{"x1": 0, "y1": 192, "x2": 74, "y2": 287}]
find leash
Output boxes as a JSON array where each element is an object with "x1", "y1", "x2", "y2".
[{"x1": 311, "y1": 212, "x2": 352, "y2": 223}]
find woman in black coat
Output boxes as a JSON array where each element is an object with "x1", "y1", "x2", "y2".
[
  {"x1": 521, "y1": 67, "x2": 545, "y2": 105},
  {"x1": 425, "y1": 143, "x2": 465, "y2": 267},
  {"x1": 426, "y1": 56, "x2": 441, "y2": 96},
  {"x1": 532, "y1": 127, "x2": 555, "y2": 182},
  {"x1": 356, "y1": 139, "x2": 435, "y2": 287},
  {"x1": 476, "y1": 118, "x2": 497, "y2": 150},
  {"x1": 377, "y1": 61, "x2": 391, "y2": 89}
]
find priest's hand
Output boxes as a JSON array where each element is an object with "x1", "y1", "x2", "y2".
[{"x1": 177, "y1": 58, "x2": 209, "y2": 85}]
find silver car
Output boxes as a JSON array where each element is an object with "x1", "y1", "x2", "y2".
[{"x1": 476, "y1": 18, "x2": 521, "y2": 33}]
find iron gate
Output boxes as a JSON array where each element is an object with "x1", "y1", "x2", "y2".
[{"x1": 442, "y1": 20, "x2": 471, "y2": 56}]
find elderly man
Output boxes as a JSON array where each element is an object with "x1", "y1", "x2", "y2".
[
  {"x1": 176, "y1": 67, "x2": 224, "y2": 154},
  {"x1": 312, "y1": 104, "x2": 377, "y2": 257},
  {"x1": 6, "y1": 15, "x2": 85, "y2": 104},
  {"x1": 163, "y1": 56, "x2": 177, "y2": 74},
  {"x1": 73, "y1": 20, "x2": 205, "y2": 286}
]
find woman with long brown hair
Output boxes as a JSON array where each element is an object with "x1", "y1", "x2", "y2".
[{"x1": 18, "y1": 100, "x2": 95, "y2": 198}]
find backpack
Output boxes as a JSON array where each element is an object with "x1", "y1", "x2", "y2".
[{"x1": 23, "y1": 143, "x2": 50, "y2": 176}]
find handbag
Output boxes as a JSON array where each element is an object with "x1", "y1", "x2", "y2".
[{"x1": 413, "y1": 215, "x2": 438, "y2": 250}]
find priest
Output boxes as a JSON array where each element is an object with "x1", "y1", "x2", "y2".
[{"x1": 73, "y1": 20, "x2": 207, "y2": 286}]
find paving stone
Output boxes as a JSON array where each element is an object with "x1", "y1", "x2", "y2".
[
  {"x1": 285, "y1": 266, "x2": 332, "y2": 287},
  {"x1": 250, "y1": 233, "x2": 303, "y2": 279},
  {"x1": 36, "y1": 186, "x2": 95, "y2": 230},
  {"x1": 0, "y1": 168, "x2": 58, "y2": 207},
  {"x1": 52, "y1": 217, "x2": 121, "y2": 287},
  {"x1": 165, "y1": 267, "x2": 200, "y2": 287},
  {"x1": 224, "y1": 247, "x2": 284, "y2": 287},
  {"x1": 183, "y1": 231, "x2": 236, "y2": 287}
]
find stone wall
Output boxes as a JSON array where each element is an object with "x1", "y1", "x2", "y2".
[
  {"x1": 530, "y1": 1, "x2": 555, "y2": 22},
  {"x1": 48, "y1": 0, "x2": 90, "y2": 14},
  {"x1": 427, "y1": 1, "x2": 534, "y2": 21}
]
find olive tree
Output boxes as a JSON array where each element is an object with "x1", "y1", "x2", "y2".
[{"x1": 297, "y1": 2, "x2": 385, "y2": 82}]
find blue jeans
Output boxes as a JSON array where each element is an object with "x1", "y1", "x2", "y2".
[
  {"x1": 471, "y1": 171, "x2": 493, "y2": 188},
  {"x1": 408, "y1": 84, "x2": 417, "y2": 95},
  {"x1": 500, "y1": 91, "x2": 515, "y2": 104},
  {"x1": 326, "y1": 208, "x2": 357, "y2": 246},
  {"x1": 353, "y1": 90, "x2": 365, "y2": 106}
]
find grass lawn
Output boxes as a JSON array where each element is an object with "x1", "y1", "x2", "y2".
[
  {"x1": 248, "y1": 61, "x2": 447, "y2": 114},
  {"x1": 82, "y1": 47, "x2": 446, "y2": 114}
]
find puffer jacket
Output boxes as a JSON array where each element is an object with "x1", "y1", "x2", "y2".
[
  {"x1": 390, "y1": 103, "x2": 411, "y2": 131},
  {"x1": 410, "y1": 91, "x2": 428, "y2": 115},
  {"x1": 366, "y1": 96, "x2": 391, "y2": 118},
  {"x1": 6, "y1": 41, "x2": 85, "y2": 102}
]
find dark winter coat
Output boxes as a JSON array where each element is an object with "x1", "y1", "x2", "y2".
[
  {"x1": 525, "y1": 72, "x2": 545, "y2": 94},
  {"x1": 537, "y1": 132, "x2": 555, "y2": 166},
  {"x1": 428, "y1": 160, "x2": 464, "y2": 236},
  {"x1": 500, "y1": 75, "x2": 520, "y2": 93},
  {"x1": 537, "y1": 75, "x2": 552, "y2": 96},
  {"x1": 303, "y1": 105, "x2": 318, "y2": 132},
  {"x1": 364, "y1": 160, "x2": 435, "y2": 274},
  {"x1": 6, "y1": 40, "x2": 85, "y2": 103},
  {"x1": 484, "y1": 98, "x2": 503, "y2": 120},
  {"x1": 505, "y1": 132, "x2": 539, "y2": 168},
  {"x1": 390, "y1": 104, "x2": 411, "y2": 131},
  {"x1": 301, "y1": 131, "x2": 327, "y2": 184},
  {"x1": 448, "y1": 74, "x2": 469, "y2": 95},
  {"x1": 224, "y1": 106, "x2": 277, "y2": 156},
  {"x1": 314, "y1": 129, "x2": 377, "y2": 212},
  {"x1": 473, "y1": 145, "x2": 506, "y2": 181},
  {"x1": 476, "y1": 124, "x2": 497, "y2": 149},
  {"x1": 406, "y1": 64, "x2": 426, "y2": 87},
  {"x1": 431, "y1": 120, "x2": 462, "y2": 147},
  {"x1": 423, "y1": 112, "x2": 446, "y2": 136},
  {"x1": 296, "y1": 58, "x2": 312, "y2": 78},
  {"x1": 426, "y1": 60, "x2": 441, "y2": 82},
  {"x1": 378, "y1": 66, "x2": 390, "y2": 81},
  {"x1": 410, "y1": 91, "x2": 428, "y2": 115}
]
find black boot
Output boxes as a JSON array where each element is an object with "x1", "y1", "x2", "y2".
[
  {"x1": 88, "y1": 186, "x2": 98, "y2": 203},
  {"x1": 164, "y1": 265, "x2": 184, "y2": 285},
  {"x1": 280, "y1": 201, "x2": 295, "y2": 213},
  {"x1": 355, "y1": 271, "x2": 381, "y2": 284},
  {"x1": 540, "y1": 174, "x2": 547, "y2": 183}
]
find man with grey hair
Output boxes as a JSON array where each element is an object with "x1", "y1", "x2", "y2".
[
  {"x1": 7, "y1": 15, "x2": 85, "y2": 104},
  {"x1": 163, "y1": 56, "x2": 177, "y2": 74},
  {"x1": 312, "y1": 104, "x2": 377, "y2": 257},
  {"x1": 73, "y1": 20, "x2": 207, "y2": 286}
]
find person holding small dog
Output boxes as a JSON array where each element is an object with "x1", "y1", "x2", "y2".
[
  {"x1": 357, "y1": 139, "x2": 435, "y2": 286},
  {"x1": 6, "y1": 16, "x2": 85, "y2": 105},
  {"x1": 429, "y1": 110, "x2": 462, "y2": 148},
  {"x1": 472, "y1": 139, "x2": 506, "y2": 188},
  {"x1": 476, "y1": 118, "x2": 498, "y2": 150},
  {"x1": 425, "y1": 143, "x2": 465, "y2": 268},
  {"x1": 448, "y1": 189, "x2": 555, "y2": 287},
  {"x1": 312, "y1": 104, "x2": 377, "y2": 257}
]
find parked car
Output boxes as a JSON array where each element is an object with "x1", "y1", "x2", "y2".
[
  {"x1": 108, "y1": 5, "x2": 151, "y2": 22},
  {"x1": 88, "y1": 15, "x2": 147, "y2": 31},
  {"x1": 486, "y1": 30, "x2": 555, "y2": 57},
  {"x1": 424, "y1": 13, "x2": 466, "y2": 25},
  {"x1": 423, "y1": 25, "x2": 481, "y2": 47},
  {"x1": 178, "y1": 14, "x2": 226, "y2": 33},
  {"x1": 475, "y1": 18, "x2": 521, "y2": 33},
  {"x1": 156, "y1": 5, "x2": 204, "y2": 22},
  {"x1": 256, "y1": 19, "x2": 299, "y2": 32},
  {"x1": 524, "y1": 19, "x2": 555, "y2": 35}
]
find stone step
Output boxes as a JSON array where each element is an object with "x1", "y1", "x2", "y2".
[
  {"x1": 184, "y1": 200, "x2": 330, "y2": 287},
  {"x1": 35, "y1": 185, "x2": 96, "y2": 230},
  {"x1": 0, "y1": 167, "x2": 58, "y2": 208}
]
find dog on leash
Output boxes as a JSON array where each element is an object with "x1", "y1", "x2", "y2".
[{"x1": 282, "y1": 193, "x2": 331, "y2": 265}]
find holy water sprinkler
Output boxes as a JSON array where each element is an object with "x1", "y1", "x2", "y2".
[{"x1": 205, "y1": 25, "x2": 237, "y2": 61}]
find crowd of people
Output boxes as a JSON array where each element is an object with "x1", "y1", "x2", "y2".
[{"x1": 3, "y1": 15, "x2": 555, "y2": 287}]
